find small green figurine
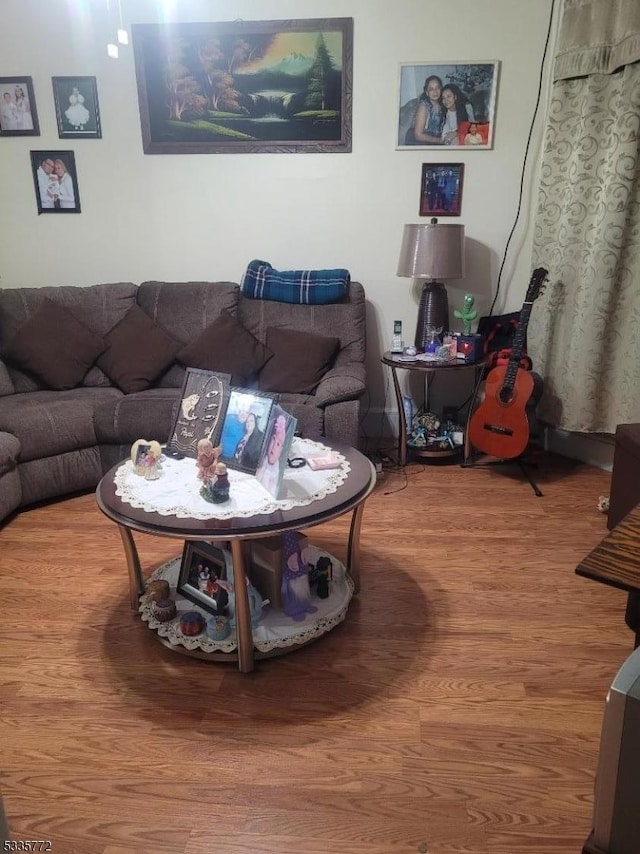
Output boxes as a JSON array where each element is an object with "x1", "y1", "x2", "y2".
[{"x1": 454, "y1": 293, "x2": 477, "y2": 335}]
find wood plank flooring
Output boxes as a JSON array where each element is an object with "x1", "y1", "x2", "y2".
[{"x1": 0, "y1": 452, "x2": 628, "y2": 853}]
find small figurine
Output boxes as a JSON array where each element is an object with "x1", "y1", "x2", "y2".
[
  {"x1": 281, "y1": 531, "x2": 318, "y2": 622},
  {"x1": 209, "y1": 462, "x2": 230, "y2": 503},
  {"x1": 454, "y1": 294, "x2": 478, "y2": 336},
  {"x1": 196, "y1": 439, "x2": 222, "y2": 485},
  {"x1": 309, "y1": 556, "x2": 333, "y2": 599},
  {"x1": 226, "y1": 577, "x2": 268, "y2": 629},
  {"x1": 206, "y1": 614, "x2": 230, "y2": 640}
]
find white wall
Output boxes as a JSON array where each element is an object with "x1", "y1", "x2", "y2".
[{"x1": 0, "y1": 0, "x2": 557, "y2": 424}]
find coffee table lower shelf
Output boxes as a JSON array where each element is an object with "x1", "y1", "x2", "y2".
[{"x1": 140, "y1": 547, "x2": 354, "y2": 664}]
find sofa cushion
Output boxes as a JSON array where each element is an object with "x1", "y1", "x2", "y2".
[
  {"x1": 239, "y1": 281, "x2": 367, "y2": 369},
  {"x1": 0, "y1": 387, "x2": 122, "y2": 462},
  {"x1": 94, "y1": 387, "x2": 181, "y2": 445},
  {"x1": 177, "y1": 310, "x2": 272, "y2": 385},
  {"x1": 1, "y1": 299, "x2": 106, "y2": 390},
  {"x1": 97, "y1": 305, "x2": 180, "y2": 394},
  {"x1": 0, "y1": 282, "x2": 138, "y2": 393},
  {"x1": 258, "y1": 327, "x2": 339, "y2": 394}
]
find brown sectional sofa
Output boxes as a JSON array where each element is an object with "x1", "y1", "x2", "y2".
[{"x1": 0, "y1": 279, "x2": 366, "y2": 524}]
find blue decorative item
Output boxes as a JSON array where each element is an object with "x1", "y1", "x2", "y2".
[{"x1": 226, "y1": 578, "x2": 268, "y2": 629}]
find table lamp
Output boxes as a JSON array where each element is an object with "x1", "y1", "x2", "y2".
[{"x1": 397, "y1": 219, "x2": 465, "y2": 350}]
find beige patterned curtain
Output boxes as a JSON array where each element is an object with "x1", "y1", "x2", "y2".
[{"x1": 528, "y1": 0, "x2": 640, "y2": 433}]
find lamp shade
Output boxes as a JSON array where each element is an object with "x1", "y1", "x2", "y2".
[{"x1": 397, "y1": 222, "x2": 465, "y2": 281}]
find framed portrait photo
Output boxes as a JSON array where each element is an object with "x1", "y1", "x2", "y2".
[
  {"x1": 132, "y1": 17, "x2": 353, "y2": 154},
  {"x1": 255, "y1": 405, "x2": 297, "y2": 499},
  {"x1": 30, "y1": 150, "x2": 81, "y2": 214},
  {"x1": 397, "y1": 62, "x2": 499, "y2": 150},
  {"x1": 0, "y1": 77, "x2": 39, "y2": 136},
  {"x1": 177, "y1": 540, "x2": 233, "y2": 618},
  {"x1": 219, "y1": 389, "x2": 274, "y2": 475},
  {"x1": 420, "y1": 163, "x2": 464, "y2": 217},
  {"x1": 52, "y1": 76, "x2": 102, "y2": 138}
]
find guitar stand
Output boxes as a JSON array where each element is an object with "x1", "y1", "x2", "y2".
[{"x1": 462, "y1": 452, "x2": 543, "y2": 497}]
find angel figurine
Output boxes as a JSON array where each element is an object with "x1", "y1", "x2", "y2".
[{"x1": 196, "y1": 438, "x2": 222, "y2": 485}]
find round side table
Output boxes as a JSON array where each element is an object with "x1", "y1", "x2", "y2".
[{"x1": 381, "y1": 352, "x2": 486, "y2": 466}]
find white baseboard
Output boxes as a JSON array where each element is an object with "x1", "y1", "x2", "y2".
[{"x1": 543, "y1": 427, "x2": 614, "y2": 471}]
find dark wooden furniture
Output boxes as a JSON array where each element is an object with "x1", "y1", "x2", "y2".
[
  {"x1": 576, "y1": 503, "x2": 640, "y2": 648},
  {"x1": 381, "y1": 351, "x2": 485, "y2": 466},
  {"x1": 96, "y1": 443, "x2": 376, "y2": 673}
]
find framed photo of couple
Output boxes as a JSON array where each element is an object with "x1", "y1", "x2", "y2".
[
  {"x1": 0, "y1": 77, "x2": 39, "y2": 136},
  {"x1": 397, "y1": 62, "x2": 499, "y2": 150},
  {"x1": 29, "y1": 150, "x2": 81, "y2": 214}
]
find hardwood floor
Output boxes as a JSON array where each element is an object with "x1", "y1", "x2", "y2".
[{"x1": 0, "y1": 452, "x2": 628, "y2": 853}]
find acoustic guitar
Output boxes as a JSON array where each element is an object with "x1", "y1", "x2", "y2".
[{"x1": 468, "y1": 267, "x2": 548, "y2": 460}]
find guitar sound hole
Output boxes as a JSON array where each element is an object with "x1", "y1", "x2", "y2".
[{"x1": 499, "y1": 388, "x2": 513, "y2": 404}]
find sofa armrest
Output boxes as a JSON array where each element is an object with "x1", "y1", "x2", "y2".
[{"x1": 314, "y1": 362, "x2": 366, "y2": 408}]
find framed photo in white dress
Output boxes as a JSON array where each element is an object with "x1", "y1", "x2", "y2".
[{"x1": 52, "y1": 76, "x2": 102, "y2": 139}]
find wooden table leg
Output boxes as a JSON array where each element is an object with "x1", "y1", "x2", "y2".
[
  {"x1": 347, "y1": 503, "x2": 366, "y2": 594},
  {"x1": 230, "y1": 539, "x2": 255, "y2": 673},
  {"x1": 118, "y1": 524, "x2": 145, "y2": 611},
  {"x1": 389, "y1": 365, "x2": 408, "y2": 467}
]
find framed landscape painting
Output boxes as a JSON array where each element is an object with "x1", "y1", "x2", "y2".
[
  {"x1": 132, "y1": 17, "x2": 353, "y2": 154},
  {"x1": 397, "y1": 62, "x2": 499, "y2": 150}
]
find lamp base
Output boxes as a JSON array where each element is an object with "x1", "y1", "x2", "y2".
[{"x1": 415, "y1": 281, "x2": 449, "y2": 351}]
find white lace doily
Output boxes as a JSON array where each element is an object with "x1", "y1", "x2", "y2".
[
  {"x1": 140, "y1": 545, "x2": 354, "y2": 654},
  {"x1": 114, "y1": 438, "x2": 350, "y2": 519}
]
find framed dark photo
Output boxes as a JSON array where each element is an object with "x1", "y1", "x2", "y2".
[
  {"x1": 420, "y1": 163, "x2": 464, "y2": 217},
  {"x1": 52, "y1": 76, "x2": 102, "y2": 138},
  {"x1": 398, "y1": 62, "x2": 499, "y2": 149},
  {"x1": 30, "y1": 150, "x2": 81, "y2": 214},
  {"x1": 177, "y1": 540, "x2": 233, "y2": 617},
  {"x1": 166, "y1": 368, "x2": 232, "y2": 459},
  {"x1": 0, "y1": 77, "x2": 39, "y2": 136},
  {"x1": 219, "y1": 389, "x2": 274, "y2": 475},
  {"x1": 132, "y1": 17, "x2": 353, "y2": 154}
]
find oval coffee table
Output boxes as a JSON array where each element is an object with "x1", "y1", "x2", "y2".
[{"x1": 96, "y1": 443, "x2": 376, "y2": 673}]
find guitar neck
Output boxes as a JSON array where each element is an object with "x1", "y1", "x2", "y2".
[{"x1": 503, "y1": 301, "x2": 533, "y2": 388}]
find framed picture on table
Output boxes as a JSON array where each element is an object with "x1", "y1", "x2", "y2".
[
  {"x1": 397, "y1": 61, "x2": 499, "y2": 149},
  {"x1": 166, "y1": 368, "x2": 232, "y2": 459},
  {"x1": 255, "y1": 405, "x2": 297, "y2": 498},
  {"x1": 0, "y1": 77, "x2": 39, "y2": 136},
  {"x1": 177, "y1": 540, "x2": 233, "y2": 618},
  {"x1": 219, "y1": 389, "x2": 274, "y2": 475}
]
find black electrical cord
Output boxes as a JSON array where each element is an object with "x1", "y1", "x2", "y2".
[{"x1": 488, "y1": 0, "x2": 556, "y2": 317}]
